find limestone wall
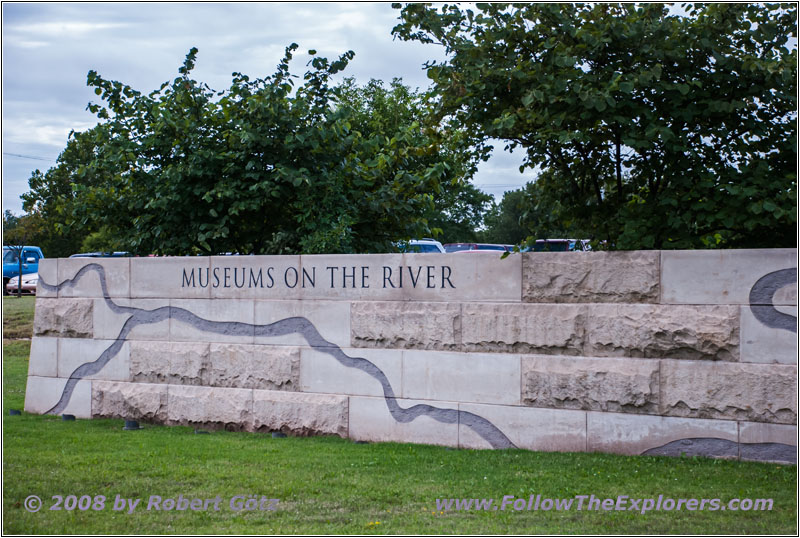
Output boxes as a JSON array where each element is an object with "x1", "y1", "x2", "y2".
[{"x1": 25, "y1": 249, "x2": 798, "y2": 463}]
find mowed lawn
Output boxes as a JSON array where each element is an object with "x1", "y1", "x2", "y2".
[{"x1": 3, "y1": 297, "x2": 797, "y2": 534}]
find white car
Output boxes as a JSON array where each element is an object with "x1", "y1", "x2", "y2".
[
  {"x1": 396, "y1": 238, "x2": 446, "y2": 253},
  {"x1": 6, "y1": 273, "x2": 38, "y2": 295}
]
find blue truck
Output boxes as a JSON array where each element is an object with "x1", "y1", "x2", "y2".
[{"x1": 3, "y1": 245, "x2": 44, "y2": 295}]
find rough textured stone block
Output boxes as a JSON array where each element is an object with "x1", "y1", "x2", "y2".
[
  {"x1": 208, "y1": 344, "x2": 299, "y2": 390},
  {"x1": 522, "y1": 355, "x2": 659, "y2": 414},
  {"x1": 348, "y1": 395, "x2": 459, "y2": 447},
  {"x1": 210, "y1": 255, "x2": 302, "y2": 299},
  {"x1": 36, "y1": 259, "x2": 58, "y2": 298},
  {"x1": 130, "y1": 341, "x2": 209, "y2": 385},
  {"x1": 587, "y1": 411, "x2": 739, "y2": 457},
  {"x1": 58, "y1": 257, "x2": 130, "y2": 298},
  {"x1": 402, "y1": 350, "x2": 521, "y2": 405},
  {"x1": 58, "y1": 338, "x2": 130, "y2": 381},
  {"x1": 461, "y1": 303, "x2": 585, "y2": 355},
  {"x1": 131, "y1": 256, "x2": 210, "y2": 299},
  {"x1": 169, "y1": 299, "x2": 255, "y2": 344},
  {"x1": 661, "y1": 249, "x2": 797, "y2": 305},
  {"x1": 254, "y1": 300, "x2": 350, "y2": 348},
  {"x1": 351, "y1": 302, "x2": 461, "y2": 351},
  {"x1": 167, "y1": 385, "x2": 253, "y2": 430},
  {"x1": 92, "y1": 381, "x2": 168, "y2": 421},
  {"x1": 252, "y1": 390, "x2": 348, "y2": 436},
  {"x1": 28, "y1": 337, "x2": 58, "y2": 377},
  {"x1": 585, "y1": 304, "x2": 739, "y2": 360},
  {"x1": 24, "y1": 376, "x2": 91, "y2": 418},
  {"x1": 92, "y1": 298, "x2": 171, "y2": 341},
  {"x1": 740, "y1": 305, "x2": 797, "y2": 364},
  {"x1": 459, "y1": 403, "x2": 586, "y2": 452},
  {"x1": 33, "y1": 298, "x2": 94, "y2": 338},
  {"x1": 661, "y1": 360, "x2": 797, "y2": 424},
  {"x1": 299, "y1": 347, "x2": 402, "y2": 398},
  {"x1": 523, "y1": 251, "x2": 659, "y2": 303}
]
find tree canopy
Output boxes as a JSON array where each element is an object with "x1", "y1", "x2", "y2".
[{"x1": 393, "y1": 3, "x2": 797, "y2": 249}]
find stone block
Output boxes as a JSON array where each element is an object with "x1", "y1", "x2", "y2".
[
  {"x1": 459, "y1": 403, "x2": 586, "y2": 452},
  {"x1": 252, "y1": 390, "x2": 348, "y2": 436},
  {"x1": 348, "y1": 395, "x2": 459, "y2": 447},
  {"x1": 254, "y1": 300, "x2": 350, "y2": 348},
  {"x1": 207, "y1": 343, "x2": 299, "y2": 390},
  {"x1": 24, "y1": 376, "x2": 92, "y2": 418},
  {"x1": 130, "y1": 341, "x2": 209, "y2": 385},
  {"x1": 585, "y1": 304, "x2": 739, "y2": 360},
  {"x1": 660, "y1": 360, "x2": 797, "y2": 424},
  {"x1": 299, "y1": 347, "x2": 403, "y2": 398},
  {"x1": 28, "y1": 337, "x2": 58, "y2": 377},
  {"x1": 461, "y1": 303, "x2": 585, "y2": 355},
  {"x1": 402, "y1": 252, "x2": 522, "y2": 303},
  {"x1": 167, "y1": 385, "x2": 253, "y2": 430},
  {"x1": 169, "y1": 299, "x2": 255, "y2": 344},
  {"x1": 740, "y1": 305, "x2": 797, "y2": 364},
  {"x1": 58, "y1": 257, "x2": 130, "y2": 298},
  {"x1": 523, "y1": 251, "x2": 660, "y2": 303},
  {"x1": 92, "y1": 380, "x2": 168, "y2": 422},
  {"x1": 36, "y1": 259, "x2": 58, "y2": 298},
  {"x1": 661, "y1": 249, "x2": 797, "y2": 305},
  {"x1": 33, "y1": 298, "x2": 93, "y2": 338},
  {"x1": 738, "y1": 422, "x2": 797, "y2": 463},
  {"x1": 351, "y1": 302, "x2": 461, "y2": 351},
  {"x1": 58, "y1": 338, "x2": 130, "y2": 381},
  {"x1": 210, "y1": 255, "x2": 302, "y2": 299},
  {"x1": 131, "y1": 256, "x2": 211, "y2": 299},
  {"x1": 402, "y1": 350, "x2": 521, "y2": 405},
  {"x1": 298, "y1": 254, "x2": 406, "y2": 301},
  {"x1": 521, "y1": 355, "x2": 659, "y2": 414},
  {"x1": 92, "y1": 298, "x2": 171, "y2": 341},
  {"x1": 587, "y1": 411, "x2": 739, "y2": 457}
]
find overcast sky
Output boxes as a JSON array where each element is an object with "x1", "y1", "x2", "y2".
[{"x1": 2, "y1": 2, "x2": 536, "y2": 215}]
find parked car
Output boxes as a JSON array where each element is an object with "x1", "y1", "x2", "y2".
[
  {"x1": 523, "y1": 239, "x2": 591, "y2": 252},
  {"x1": 396, "y1": 239, "x2": 446, "y2": 253},
  {"x1": 5, "y1": 273, "x2": 38, "y2": 295},
  {"x1": 69, "y1": 251, "x2": 130, "y2": 258},
  {"x1": 3, "y1": 245, "x2": 44, "y2": 295},
  {"x1": 444, "y1": 243, "x2": 513, "y2": 252}
]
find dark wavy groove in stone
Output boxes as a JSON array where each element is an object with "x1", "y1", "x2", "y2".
[
  {"x1": 642, "y1": 437, "x2": 796, "y2": 463},
  {"x1": 40, "y1": 265, "x2": 516, "y2": 449},
  {"x1": 749, "y1": 268, "x2": 797, "y2": 333}
]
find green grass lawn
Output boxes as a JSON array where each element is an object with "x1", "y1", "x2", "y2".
[
  {"x1": 2, "y1": 296, "x2": 35, "y2": 339},
  {"x1": 3, "y1": 301, "x2": 797, "y2": 534}
]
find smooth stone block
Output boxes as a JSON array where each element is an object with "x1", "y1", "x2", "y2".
[
  {"x1": 522, "y1": 355, "x2": 659, "y2": 414},
  {"x1": 587, "y1": 411, "x2": 739, "y2": 456},
  {"x1": 739, "y1": 421, "x2": 797, "y2": 446},
  {"x1": 461, "y1": 303, "x2": 585, "y2": 355},
  {"x1": 210, "y1": 255, "x2": 301, "y2": 299},
  {"x1": 28, "y1": 337, "x2": 58, "y2": 377},
  {"x1": 660, "y1": 360, "x2": 797, "y2": 424},
  {"x1": 459, "y1": 403, "x2": 586, "y2": 452},
  {"x1": 24, "y1": 376, "x2": 92, "y2": 418},
  {"x1": 402, "y1": 252, "x2": 522, "y2": 303},
  {"x1": 351, "y1": 302, "x2": 461, "y2": 351},
  {"x1": 299, "y1": 347, "x2": 402, "y2": 398},
  {"x1": 585, "y1": 304, "x2": 739, "y2": 360},
  {"x1": 252, "y1": 390, "x2": 348, "y2": 436},
  {"x1": 130, "y1": 341, "x2": 209, "y2": 385},
  {"x1": 169, "y1": 299, "x2": 255, "y2": 344},
  {"x1": 661, "y1": 249, "x2": 797, "y2": 305},
  {"x1": 402, "y1": 350, "x2": 521, "y2": 405},
  {"x1": 254, "y1": 300, "x2": 350, "y2": 348},
  {"x1": 740, "y1": 305, "x2": 797, "y2": 364},
  {"x1": 92, "y1": 298, "x2": 171, "y2": 341},
  {"x1": 348, "y1": 395, "x2": 459, "y2": 447},
  {"x1": 523, "y1": 251, "x2": 659, "y2": 303},
  {"x1": 92, "y1": 380, "x2": 168, "y2": 422},
  {"x1": 208, "y1": 343, "x2": 299, "y2": 390},
  {"x1": 58, "y1": 257, "x2": 130, "y2": 298},
  {"x1": 33, "y1": 298, "x2": 93, "y2": 338},
  {"x1": 131, "y1": 256, "x2": 211, "y2": 299},
  {"x1": 58, "y1": 338, "x2": 130, "y2": 381},
  {"x1": 298, "y1": 254, "x2": 407, "y2": 301},
  {"x1": 166, "y1": 385, "x2": 253, "y2": 429},
  {"x1": 36, "y1": 259, "x2": 58, "y2": 298}
]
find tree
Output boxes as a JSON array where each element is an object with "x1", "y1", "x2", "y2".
[
  {"x1": 51, "y1": 45, "x2": 480, "y2": 255},
  {"x1": 393, "y1": 3, "x2": 797, "y2": 249}
]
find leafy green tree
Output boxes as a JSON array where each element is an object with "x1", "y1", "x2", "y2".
[
  {"x1": 56, "y1": 46, "x2": 480, "y2": 255},
  {"x1": 393, "y1": 3, "x2": 797, "y2": 249}
]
